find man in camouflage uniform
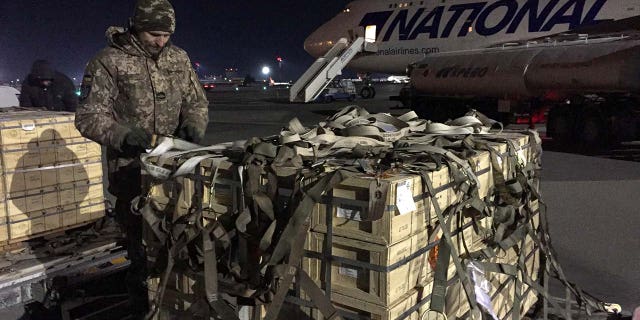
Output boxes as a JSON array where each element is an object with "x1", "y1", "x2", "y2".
[{"x1": 75, "y1": 0, "x2": 208, "y2": 317}]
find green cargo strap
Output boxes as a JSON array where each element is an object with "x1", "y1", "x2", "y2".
[
  {"x1": 368, "y1": 179, "x2": 390, "y2": 221},
  {"x1": 399, "y1": 144, "x2": 480, "y2": 188},
  {"x1": 142, "y1": 137, "x2": 232, "y2": 180},
  {"x1": 145, "y1": 224, "x2": 202, "y2": 320},
  {"x1": 430, "y1": 237, "x2": 452, "y2": 314},
  {"x1": 487, "y1": 144, "x2": 520, "y2": 206},
  {"x1": 512, "y1": 228, "x2": 528, "y2": 320},
  {"x1": 472, "y1": 261, "x2": 518, "y2": 276},
  {"x1": 145, "y1": 164, "x2": 213, "y2": 320},
  {"x1": 268, "y1": 170, "x2": 354, "y2": 265},
  {"x1": 525, "y1": 221, "x2": 606, "y2": 315},
  {"x1": 204, "y1": 233, "x2": 240, "y2": 320},
  {"x1": 498, "y1": 221, "x2": 529, "y2": 252},
  {"x1": 297, "y1": 270, "x2": 341, "y2": 320},
  {"x1": 263, "y1": 220, "x2": 311, "y2": 320},
  {"x1": 421, "y1": 171, "x2": 480, "y2": 314},
  {"x1": 199, "y1": 163, "x2": 240, "y2": 319},
  {"x1": 493, "y1": 205, "x2": 515, "y2": 243}
]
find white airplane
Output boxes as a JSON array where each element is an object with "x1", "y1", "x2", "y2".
[
  {"x1": 269, "y1": 77, "x2": 291, "y2": 87},
  {"x1": 301, "y1": 0, "x2": 640, "y2": 145},
  {"x1": 304, "y1": 0, "x2": 640, "y2": 74}
]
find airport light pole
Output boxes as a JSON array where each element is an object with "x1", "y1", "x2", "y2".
[
  {"x1": 276, "y1": 56, "x2": 283, "y2": 82},
  {"x1": 262, "y1": 66, "x2": 270, "y2": 82}
]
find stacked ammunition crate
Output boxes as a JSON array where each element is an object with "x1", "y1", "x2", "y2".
[
  {"x1": 0, "y1": 111, "x2": 105, "y2": 245},
  {"x1": 142, "y1": 128, "x2": 543, "y2": 319},
  {"x1": 302, "y1": 132, "x2": 541, "y2": 320}
]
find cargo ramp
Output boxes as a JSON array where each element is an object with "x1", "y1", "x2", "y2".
[{"x1": 289, "y1": 37, "x2": 377, "y2": 103}]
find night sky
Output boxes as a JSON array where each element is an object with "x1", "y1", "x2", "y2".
[{"x1": 0, "y1": 1, "x2": 352, "y2": 84}]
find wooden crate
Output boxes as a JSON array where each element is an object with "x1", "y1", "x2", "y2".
[
  {"x1": 0, "y1": 111, "x2": 105, "y2": 243},
  {"x1": 311, "y1": 174, "x2": 432, "y2": 246},
  {"x1": 310, "y1": 287, "x2": 432, "y2": 320},
  {"x1": 0, "y1": 111, "x2": 80, "y2": 145},
  {"x1": 4, "y1": 157, "x2": 102, "y2": 193},
  {"x1": 304, "y1": 229, "x2": 430, "y2": 306},
  {"x1": 146, "y1": 157, "x2": 240, "y2": 220},
  {"x1": 1, "y1": 137, "x2": 101, "y2": 170},
  {"x1": 310, "y1": 132, "x2": 532, "y2": 247},
  {"x1": 438, "y1": 213, "x2": 541, "y2": 320},
  {"x1": 147, "y1": 269, "x2": 208, "y2": 320},
  {"x1": 304, "y1": 210, "x2": 494, "y2": 309},
  {"x1": 5, "y1": 197, "x2": 105, "y2": 240}
]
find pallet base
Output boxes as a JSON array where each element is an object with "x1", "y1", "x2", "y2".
[{"x1": 0, "y1": 220, "x2": 98, "y2": 253}]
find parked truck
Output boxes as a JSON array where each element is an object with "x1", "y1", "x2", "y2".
[{"x1": 393, "y1": 34, "x2": 640, "y2": 148}]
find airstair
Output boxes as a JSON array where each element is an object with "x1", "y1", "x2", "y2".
[{"x1": 289, "y1": 37, "x2": 377, "y2": 103}]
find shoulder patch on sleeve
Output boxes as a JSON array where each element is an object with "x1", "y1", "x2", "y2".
[{"x1": 80, "y1": 75, "x2": 93, "y2": 101}]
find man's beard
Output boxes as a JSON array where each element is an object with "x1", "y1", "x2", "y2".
[{"x1": 144, "y1": 44, "x2": 163, "y2": 58}]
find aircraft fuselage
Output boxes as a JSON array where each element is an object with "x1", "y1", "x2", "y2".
[{"x1": 305, "y1": 0, "x2": 640, "y2": 73}]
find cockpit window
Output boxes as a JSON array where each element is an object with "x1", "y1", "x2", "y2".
[{"x1": 343, "y1": 7, "x2": 351, "y2": 13}]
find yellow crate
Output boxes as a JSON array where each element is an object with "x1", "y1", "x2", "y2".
[
  {"x1": 310, "y1": 288, "x2": 431, "y2": 320},
  {"x1": 6, "y1": 186, "x2": 57, "y2": 219},
  {"x1": 74, "y1": 179, "x2": 104, "y2": 203},
  {"x1": 0, "y1": 138, "x2": 99, "y2": 171},
  {"x1": 61, "y1": 204, "x2": 77, "y2": 227},
  {"x1": 9, "y1": 214, "x2": 45, "y2": 239},
  {"x1": 310, "y1": 148, "x2": 502, "y2": 246},
  {"x1": 78, "y1": 198, "x2": 106, "y2": 223},
  {"x1": 3, "y1": 156, "x2": 102, "y2": 193},
  {"x1": 0, "y1": 222, "x2": 7, "y2": 242},
  {"x1": 44, "y1": 209, "x2": 62, "y2": 232},
  {"x1": 0, "y1": 111, "x2": 78, "y2": 146},
  {"x1": 148, "y1": 157, "x2": 237, "y2": 222},
  {"x1": 304, "y1": 229, "x2": 429, "y2": 307},
  {"x1": 442, "y1": 229, "x2": 540, "y2": 320},
  {"x1": 312, "y1": 174, "x2": 431, "y2": 246}
]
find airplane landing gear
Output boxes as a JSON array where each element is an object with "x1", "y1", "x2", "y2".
[{"x1": 359, "y1": 86, "x2": 376, "y2": 99}]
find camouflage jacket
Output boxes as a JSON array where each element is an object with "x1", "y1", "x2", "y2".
[{"x1": 76, "y1": 27, "x2": 208, "y2": 195}]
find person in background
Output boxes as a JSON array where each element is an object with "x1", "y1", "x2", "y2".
[
  {"x1": 19, "y1": 59, "x2": 78, "y2": 111},
  {"x1": 74, "y1": 0, "x2": 209, "y2": 318}
]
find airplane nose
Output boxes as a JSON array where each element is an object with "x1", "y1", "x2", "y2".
[
  {"x1": 304, "y1": 31, "x2": 330, "y2": 58},
  {"x1": 304, "y1": 23, "x2": 340, "y2": 58}
]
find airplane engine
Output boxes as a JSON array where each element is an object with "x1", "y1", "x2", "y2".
[{"x1": 409, "y1": 38, "x2": 640, "y2": 100}]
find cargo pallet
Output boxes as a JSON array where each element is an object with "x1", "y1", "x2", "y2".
[
  {"x1": 0, "y1": 220, "x2": 96, "y2": 254},
  {"x1": 0, "y1": 238, "x2": 128, "y2": 311}
]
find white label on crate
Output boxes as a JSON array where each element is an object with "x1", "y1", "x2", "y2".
[
  {"x1": 496, "y1": 155, "x2": 503, "y2": 168},
  {"x1": 339, "y1": 266, "x2": 359, "y2": 278},
  {"x1": 336, "y1": 206, "x2": 362, "y2": 221},
  {"x1": 396, "y1": 180, "x2": 416, "y2": 215},
  {"x1": 21, "y1": 123, "x2": 35, "y2": 131}
]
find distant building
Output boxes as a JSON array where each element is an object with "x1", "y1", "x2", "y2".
[{"x1": 224, "y1": 68, "x2": 239, "y2": 79}]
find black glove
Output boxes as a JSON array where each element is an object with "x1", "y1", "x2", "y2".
[
  {"x1": 122, "y1": 127, "x2": 151, "y2": 154},
  {"x1": 176, "y1": 124, "x2": 204, "y2": 143}
]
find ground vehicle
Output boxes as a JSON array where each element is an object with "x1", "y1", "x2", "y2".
[
  {"x1": 394, "y1": 34, "x2": 640, "y2": 146},
  {"x1": 315, "y1": 79, "x2": 357, "y2": 103}
]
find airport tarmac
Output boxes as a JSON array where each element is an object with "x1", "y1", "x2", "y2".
[{"x1": 203, "y1": 83, "x2": 640, "y2": 316}]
